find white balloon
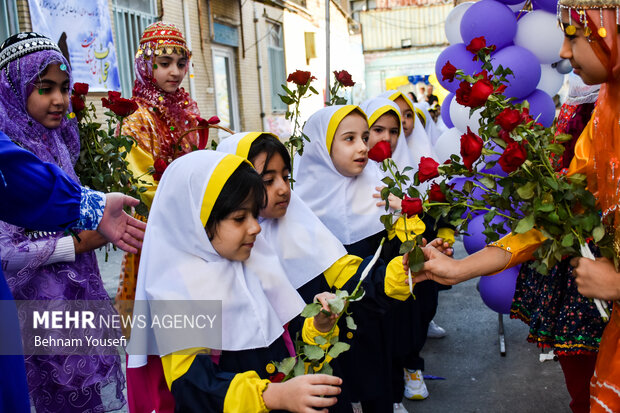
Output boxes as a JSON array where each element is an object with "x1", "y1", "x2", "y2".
[
  {"x1": 514, "y1": 10, "x2": 564, "y2": 64},
  {"x1": 445, "y1": 2, "x2": 474, "y2": 44},
  {"x1": 434, "y1": 128, "x2": 463, "y2": 164},
  {"x1": 537, "y1": 64, "x2": 565, "y2": 97},
  {"x1": 449, "y1": 98, "x2": 482, "y2": 135}
]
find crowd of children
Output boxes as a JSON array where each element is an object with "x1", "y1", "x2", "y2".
[{"x1": 2, "y1": 0, "x2": 620, "y2": 409}]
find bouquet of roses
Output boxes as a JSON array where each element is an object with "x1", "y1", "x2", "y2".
[{"x1": 415, "y1": 37, "x2": 613, "y2": 317}]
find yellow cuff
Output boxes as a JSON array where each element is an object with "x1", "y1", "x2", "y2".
[
  {"x1": 437, "y1": 228, "x2": 455, "y2": 246},
  {"x1": 302, "y1": 317, "x2": 339, "y2": 349},
  {"x1": 161, "y1": 347, "x2": 211, "y2": 390},
  {"x1": 488, "y1": 229, "x2": 546, "y2": 272},
  {"x1": 223, "y1": 371, "x2": 270, "y2": 413},
  {"x1": 323, "y1": 255, "x2": 363, "y2": 289},
  {"x1": 384, "y1": 256, "x2": 413, "y2": 301},
  {"x1": 387, "y1": 215, "x2": 426, "y2": 242},
  {"x1": 124, "y1": 144, "x2": 157, "y2": 208}
]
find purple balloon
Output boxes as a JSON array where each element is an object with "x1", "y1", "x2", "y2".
[
  {"x1": 442, "y1": 93, "x2": 455, "y2": 128},
  {"x1": 532, "y1": 0, "x2": 558, "y2": 13},
  {"x1": 517, "y1": 89, "x2": 556, "y2": 127},
  {"x1": 479, "y1": 265, "x2": 520, "y2": 314},
  {"x1": 460, "y1": 1, "x2": 517, "y2": 50},
  {"x1": 463, "y1": 213, "x2": 508, "y2": 254},
  {"x1": 435, "y1": 44, "x2": 484, "y2": 93},
  {"x1": 492, "y1": 46, "x2": 541, "y2": 99},
  {"x1": 497, "y1": 0, "x2": 524, "y2": 5}
]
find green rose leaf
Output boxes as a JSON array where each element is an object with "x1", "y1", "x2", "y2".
[
  {"x1": 301, "y1": 302, "x2": 322, "y2": 318},
  {"x1": 346, "y1": 316, "x2": 357, "y2": 330},
  {"x1": 304, "y1": 344, "x2": 325, "y2": 361},
  {"x1": 277, "y1": 356, "x2": 297, "y2": 375},
  {"x1": 514, "y1": 214, "x2": 535, "y2": 234},
  {"x1": 327, "y1": 342, "x2": 351, "y2": 358}
]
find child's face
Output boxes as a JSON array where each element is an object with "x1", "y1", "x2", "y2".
[
  {"x1": 394, "y1": 96, "x2": 414, "y2": 137},
  {"x1": 210, "y1": 198, "x2": 261, "y2": 261},
  {"x1": 559, "y1": 13, "x2": 608, "y2": 85},
  {"x1": 152, "y1": 52, "x2": 188, "y2": 93},
  {"x1": 252, "y1": 151, "x2": 291, "y2": 219},
  {"x1": 369, "y1": 112, "x2": 400, "y2": 153},
  {"x1": 330, "y1": 112, "x2": 369, "y2": 177},
  {"x1": 26, "y1": 63, "x2": 69, "y2": 129}
]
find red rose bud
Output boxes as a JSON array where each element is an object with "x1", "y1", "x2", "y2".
[
  {"x1": 152, "y1": 158, "x2": 169, "y2": 181},
  {"x1": 498, "y1": 129, "x2": 514, "y2": 144},
  {"x1": 428, "y1": 182, "x2": 447, "y2": 203},
  {"x1": 460, "y1": 127, "x2": 484, "y2": 171},
  {"x1": 455, "y1": 81, "x2": 472, "y2": 107},
  {"x1": 520, "y1": 107, "x2": 533, "y2": 124},
  {"x1": 498, "y1": 141, "x2": 527, "y2": 173},
  {"x1": 270, "y1": 372, "x2": 285, "y2": 383},
  {"x1": 441, "y1": 61, "x2": 457, "y2": 82},
  {"x1": 466, "y1": 36, "x2": 487, "y2": 55},
  {"x1": 418, "y1": 156, "x2": 440, "y2": 182},
  {"x1": 495, "y1": 108, "x2": 522, "y2": 132},
  {"x1": 70, "y1": 94, "x2": 85, "y2": 112},
  {"x1": 287, "y1": 70, "x2": 316, "y2": 86},
  {"x1": 72, "y1": 82, "x2": 89, "y2": 96},
  {"x1": 102, "y1": 91, "x2": 138, "y2": 117},
  {"x1": 467, "y1": 78, "x2": 494, "y2": 107},
  {"x1": 495, "y1": 84, "x2": 507, "y2": 94},
  {"x1": 334, "y1": 70, "x2": 355, "y2": 87},
  {"x1": 401, "y1": 196, "x2": 423, "y2": 217},
  {"x1": 368, "y1": 140, "x2": 392, "y2": 162}
]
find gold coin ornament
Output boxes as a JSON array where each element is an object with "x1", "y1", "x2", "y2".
[
  {"x1": 598, "y1": 27, "x2": 607, "y2": 37},
  {"x1": 565, "y1": 25, "x2": 577, "y2": 35},
  {"x1": 584, "y1": 26, "x2": 592, "y2": 36}
]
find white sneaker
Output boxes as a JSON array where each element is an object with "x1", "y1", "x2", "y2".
[
  {"x1": 351, "y1": 402, "x2": 363, "y2": 413},
  {"x1": 427, "y1": 320, "x2": 447, "y2": 339},
  {"x1": 404, "y1": 369, "x2": 429, "y2": 400},
  {"x1": 394, "y1": 402, "x2": 408, "y2": 412}
]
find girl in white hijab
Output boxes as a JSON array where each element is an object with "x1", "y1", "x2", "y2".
[{"x1": 127, "y1": 150, "x2": 343, "y2": 413}]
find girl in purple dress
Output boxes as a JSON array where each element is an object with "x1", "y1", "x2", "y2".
[{"x1": 0, "y1": 32, "x2": 125, "y2": 412}]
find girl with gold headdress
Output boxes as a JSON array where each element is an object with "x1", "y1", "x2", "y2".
[
  {"x1": 116, "y1": 22, "x2": 206, "y2": 311},
  {"x1": 409, "y1": 1, "x2": 620, "y2": 411}
]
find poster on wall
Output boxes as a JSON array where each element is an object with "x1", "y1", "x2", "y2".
[{"x1": 28, "y1": 0, "x2": 121, "y2": 92}]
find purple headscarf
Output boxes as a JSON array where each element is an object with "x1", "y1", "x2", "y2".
[{"x1": 0, "y1": 48, "x2": 80, "y2": 179}]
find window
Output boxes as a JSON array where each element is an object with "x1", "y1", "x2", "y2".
[
  {"x1": 0, "y1": 0, "x2": 19, "y2": 43},
  {"x1": 112, "y1": 0, "x2": 157, "y2": 96},
  {"x1": 212, "y1": 45, "x2": 240, "y2": 133},
  {"x1": 267, "y1": 22, "x2": 286, "y2": 112}
]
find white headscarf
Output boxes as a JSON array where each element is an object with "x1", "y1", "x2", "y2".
[
  {"x1": 294, "y1": 105, "x2": 385, "y2": 245},
  {"x1": 217, "y1": 132, "x2": 348, "y2": 289},
  {"x1": 378, "y1": 90, "x2": 436, "y2": 169},
  {"x1": 128, "y1": 150, "x2": 304, "y2": 367},
  {"x1": 360, "y1": 97, "x2": 415, "y2": 176},
  {"x1": 414, "y1": 102, "x2": 442, "y2": 145}
]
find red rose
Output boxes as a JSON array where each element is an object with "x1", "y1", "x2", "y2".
[
  {"x1": 152, "y1": 158, "x2": 169, "y2": 181},
  {"x1": 460, "y1": 127, "x2": 483, "y2": 171},
  {"x1": 70, "y1": 94, "x2": 85, "y2": 112},
  {"x1": 72, "y1": 82, "x2": 89, "y2": 96},
  {"x1": 498, "y1": 129, "x2": 514, "y2": 144},
  {"x1": 368, "y1": 140, "x2": 392, "y2": 163},
  {"x1": 418, "y1": 156, "x2": 440, "y2": 183},
  {"x1": 468, "y1": 78, "x2": 494, "y2": 107},
  {"x1": 428, "y1": 182, "x2": 447, "y2": 203},
  {"x1": 270, "y1": 372, "x2": 285, "y2": 383},
  {"x1": 401, "y1": 196, "x2": 423, "y2": 217},
  {"x1": 495, "y1": 108, "x2": 522, "y2": 132},
  {"x1": 466, "y1": 37, "x2": 487, "y2": 55},
  {"x1": 520, "y1": 107, "x2": 533, "y2": 124},
  {"x1": 287, "y1": 70, "x2": 316, "y2": 86},
  {"x1": 102, "y1": 91, "x2": 138, "y2": 117},
  {"x1": 441, "y1": 61, "x2": 457, "y2": 82},
  {"x1": 498, "y1": 141, "x2": 527, "y2": 173},
  {"x1": 455, "y1": 81, "x2": 472, "y2": 106},
  {"x1": 334, "y1": 70, "x2": 355, "y2": 87}
]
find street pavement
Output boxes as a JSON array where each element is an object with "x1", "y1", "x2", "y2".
[{"x1": 97, "y1": 239, "x2": 572, "y2": 412}]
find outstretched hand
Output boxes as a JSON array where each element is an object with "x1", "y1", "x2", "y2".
[
  {"x1": 373, "y1": 186, "x2": 402, "y2": 210},
  {"x1": 97, "y1": 193, "x2": 147, "y2": 254}
]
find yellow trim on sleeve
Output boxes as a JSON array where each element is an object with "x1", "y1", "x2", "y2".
[
  {"x1": 437, "y1": 228, "x2": 455, "y2": 246},
  {"x1": 200, "y1": 154, "x2": 246, "y2": 227},
  {"x1": 223, "y1": 371, "x2": 270, "y2": 413},
  {"x1": 387, "y1": 215, "x2": 426, "y2": 243},
  {"x1": 368, "y1": 106, "x2": 402, "y2": 136},
  {"x1": 161, "y1": 347, "x2": 210, "y2": 390},
  {"x1": 326, "y1": 105, "x2": 367, "y2": 154},
  {"x1": 124, "y1": 144, "x2": 157, "y2": 209},
  {"x1": 488, "y1": 229, "x2": 546, "y2": 272},
  {"x1": 301, "y1": 317, "x2": 340, "y2": 349},
  {"x1": 323, "y1": 254, "x2": 363, "y2": 289},
  {"x1": 384, "y1": 256, "x2": 412, "y2": 301}
]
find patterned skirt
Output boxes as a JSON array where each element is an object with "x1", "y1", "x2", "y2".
[{"x1": 510, "y1": 258, "x2": 610, "y2": 355}]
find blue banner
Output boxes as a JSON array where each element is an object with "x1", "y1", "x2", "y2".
[{"x1": 28, "y1": 0, "x2": 121, "y2": 92}]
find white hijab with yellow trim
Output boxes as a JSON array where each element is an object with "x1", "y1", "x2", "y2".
[
  {"x1": 294, "y1": 105, "x2": 385, "y2": 245},
  {"x1": 128, "y1": 150, "x2": 304, "y2": 368},
  {"x1": 378, "y1": 90, "x2": 436, "y2": 168},
  {"x1": 217, "y1": 132, "x2": 348, "y2": 289},
  {"x1": 360, "y1": 97, "x2": 414, "y2": 176}
]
